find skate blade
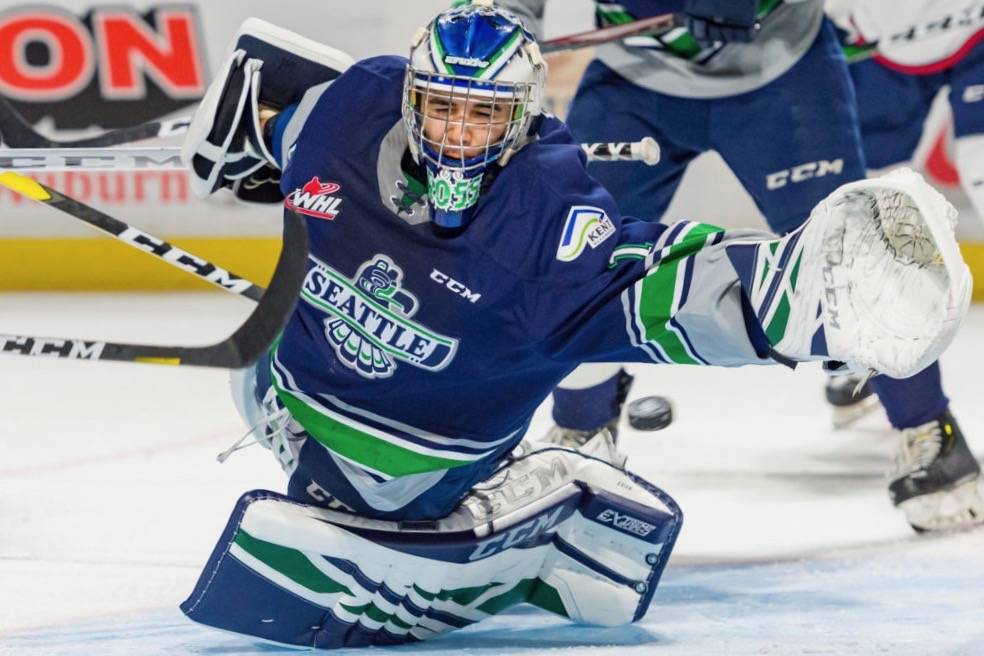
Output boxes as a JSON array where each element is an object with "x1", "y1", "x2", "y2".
[
  {"x1": 831, "y1": 394, "x2": 882, "y2": 430},
  {"x1": 899, "y1": 478, "x2": 984, "y2": 533}
]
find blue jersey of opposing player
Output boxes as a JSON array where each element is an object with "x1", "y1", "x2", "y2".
[{"x1": 258, "y1": 53, "x2": 776, "y2": 520}]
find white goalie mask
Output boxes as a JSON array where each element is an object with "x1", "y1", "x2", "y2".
[{"x1": 401, "y1": 1, "x2": 546, "y2": 229}]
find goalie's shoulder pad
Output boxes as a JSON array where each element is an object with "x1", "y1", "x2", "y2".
[{"x1": 181, "y1": 448, "x2": 682, "y2": 649}]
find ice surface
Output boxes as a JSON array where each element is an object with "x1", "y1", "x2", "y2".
[{"x1": 2, "y1": 292, "x2": 982, "y2": 654}]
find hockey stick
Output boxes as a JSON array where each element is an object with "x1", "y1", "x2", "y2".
[
  {"x1": 582, "y1": 137, "x2": 660, "y2": 165},
  {"x1": 0, "y1": 139, "x2": 661, "y2": 170},
  {"x1": 0, "y1": 95, "x2": 190, "y2": 148},
  {"x1": 0, "y1": 172, "x2": 264, "y2": 301},
  {"x1": 0, "y1": 173, "x2": 308, "y2": 368},
  {"x1": 0, "y1": 147, "x2": 183, "y2": 171},
  {"x1": 540, "y1": 13, "x2": 676, "y2": 54}
]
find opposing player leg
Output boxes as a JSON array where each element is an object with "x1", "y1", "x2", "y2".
[
  {"x1": 715, "y1": 20, "x2": 982, "y2": 531},
  {"x1": 545, "y1": 364, "x2": 633, "y2": 449},
  {"x1": 546, "y1": 59, "x2": 703, "y2": 444},
  {"x1": 848, "y1": 57, "x2": 941, "y2": 172},
  {"x1": 949, "y1": 39, "x2": 984, "y2": 221},
  {"x1": 849, "y1": 40, "x2": 984, "y2": 530},
  {"x1": 181, "y1": 442, "x2": 682, "y2": 648}
]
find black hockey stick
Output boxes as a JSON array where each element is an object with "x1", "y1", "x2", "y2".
[
  {"x1": 0, "y1": 172, "x2": 264, "y2": 301},
  {"x1": 0, "y1": 173, "x2": 307, "y2": 368},
  {"x1": 541, "y1": 13, "x2": 676, "y2": 54},
  {"x1": 0, "y1": 95, "x2": 191, "y2": 148},
  {"x1": 0, "y1": 138, "x2": 662, "y2": 170}
]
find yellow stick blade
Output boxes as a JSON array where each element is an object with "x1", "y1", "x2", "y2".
[{"x1": 0, "y1": 172, "x2": 51, "y2": 201}]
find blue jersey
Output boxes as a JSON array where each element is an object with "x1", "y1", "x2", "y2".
[{"x1": 266, "y1": 56, "x2": 769, "y2": 519}]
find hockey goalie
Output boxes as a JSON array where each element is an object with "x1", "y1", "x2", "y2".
[{"x1": 178, "y1": 1, "x2": 976, "y2": 649}]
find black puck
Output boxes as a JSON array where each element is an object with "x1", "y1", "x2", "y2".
[{"x1": 627, "y1": 395, "x2": 673, "y2": 431}]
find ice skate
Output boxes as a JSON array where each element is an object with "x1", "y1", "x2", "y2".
[
  {"x1": 542, "y1": 370, "x2": 633, "y2": 467},
  {"x1": 826, "y1": 373, "x2": 881, "y2": 429},
  {"x1": 889, "y1": 409, "x2": 984, "y2": 532}
]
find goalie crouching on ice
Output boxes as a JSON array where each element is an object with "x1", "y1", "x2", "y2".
[{"x1": 179, "y1": 1, "x2": 976, "y2": 649}]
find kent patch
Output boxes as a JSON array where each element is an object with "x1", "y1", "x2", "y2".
[{"x1": 556, "y1": 206, "x2": 615, "y2": 262}]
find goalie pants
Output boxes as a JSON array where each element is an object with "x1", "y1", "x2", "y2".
[{"x1": 556, "y1": 18, "x2": 948, "y2": 432}]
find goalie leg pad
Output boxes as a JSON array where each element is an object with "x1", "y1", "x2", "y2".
[{"x1": 181, "y1": 448, "x2": 682, "y2": 649}]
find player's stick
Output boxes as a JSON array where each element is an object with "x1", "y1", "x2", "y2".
[
  {"x1": 0, "y1": 171, "x2": 264, "y2": 301},
  {"x1": 0, "y1": 172, "x2": 307, "y2": 368},
  {"x1": 0, "y1": 147, "x2": 183, "y2": 171},
  {"x1": 581, "y1": 137, "x2": 660, "y2": 165},
  {"x1": 0, "y1": 138, "x2": 662, "y2": 171},
  {"x1": 0, "y1": 95, "x2": 190, "y2": 148},
  {"x1": 540, "y1": 13, "x2": 676, "y2": 54}
]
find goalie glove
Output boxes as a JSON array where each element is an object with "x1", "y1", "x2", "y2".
[{"x1": 733, "y1": 168, "x2": 971, "y2": 379}]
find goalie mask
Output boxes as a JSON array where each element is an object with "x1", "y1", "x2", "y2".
[{"x1": 402, "y1": 1, "x2": 546, "y2": 230}]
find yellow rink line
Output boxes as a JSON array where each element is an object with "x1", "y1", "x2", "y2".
[
  {"x1": 1, "y1": 237, "x2": 984, "y2": 300},
  {"x1": 0, "y1": 237, "x2": 281, "y2": 292}
]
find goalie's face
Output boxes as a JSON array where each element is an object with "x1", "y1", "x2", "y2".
[{"x1": 418, "y1": 89, "x2": 514, "y2": 162}]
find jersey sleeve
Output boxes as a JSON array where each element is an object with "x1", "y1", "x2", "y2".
[{"x1": 522, "y1": 158, "x2": 774, "y2": 368}]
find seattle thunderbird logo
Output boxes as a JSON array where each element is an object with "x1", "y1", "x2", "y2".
[
  {"x1": 286, "y1": 177, "x2": 344, "y2": 220},
  {"x1": 300, "y1": 255, "x2": 459, "y2": 379}
]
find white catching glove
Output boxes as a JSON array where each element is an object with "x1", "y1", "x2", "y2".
[{"x1": 772, "y1": 168, "x2": 971, "y2": 378}]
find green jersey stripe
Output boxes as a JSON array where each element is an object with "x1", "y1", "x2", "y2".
[{"x1": 275, "y1": 383, "x2": 475, "y2": 477}]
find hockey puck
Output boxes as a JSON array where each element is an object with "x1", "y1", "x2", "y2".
[{"x1": 627, "y1": 395, "x2": 673, "y2": 431}]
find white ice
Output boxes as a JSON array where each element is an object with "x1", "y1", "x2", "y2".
[{"x1": 1, "y1": 292, "x2": 983, "y2": 655}]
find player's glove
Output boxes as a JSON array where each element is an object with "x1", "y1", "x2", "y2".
[
  {"x1": 182, "y1": 49, "x2": 282, "y2": 203},
  {"x1": 684, "y1": 0, "x2": 760, "y2": 46}
]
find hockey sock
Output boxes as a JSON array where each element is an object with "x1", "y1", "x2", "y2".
[
  {"x1": 552, "y1": 369, "x2": 626, "y2": 431},
  {"x1": 870, "y1": 361, "x2": 950, "y2": 430}
]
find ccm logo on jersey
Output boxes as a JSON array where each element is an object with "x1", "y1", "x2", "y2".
[
  {"x1": 766, "y1": 159, "x2": 844, "y2": 190},
  {"x1": 556, "y1": 206, "x2": 615, "y2": 262},
  {"x1": 595, "y1": 508, "x2": 657, "y2": 538},
  {"x1": 285, "y1": 177, "x2": 344, "y2": 220},
  {"x1": 430, "y1": 269, "x2": 481, "y2": 303}
]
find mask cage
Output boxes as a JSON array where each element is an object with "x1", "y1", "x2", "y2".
[{"x1": 402, "y1": 68, "x2": 536, "y2": 173}]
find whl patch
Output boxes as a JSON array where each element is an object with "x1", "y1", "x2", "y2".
[{"x1": 286, "y1": 177, "x2": 344, "y2": 220}]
